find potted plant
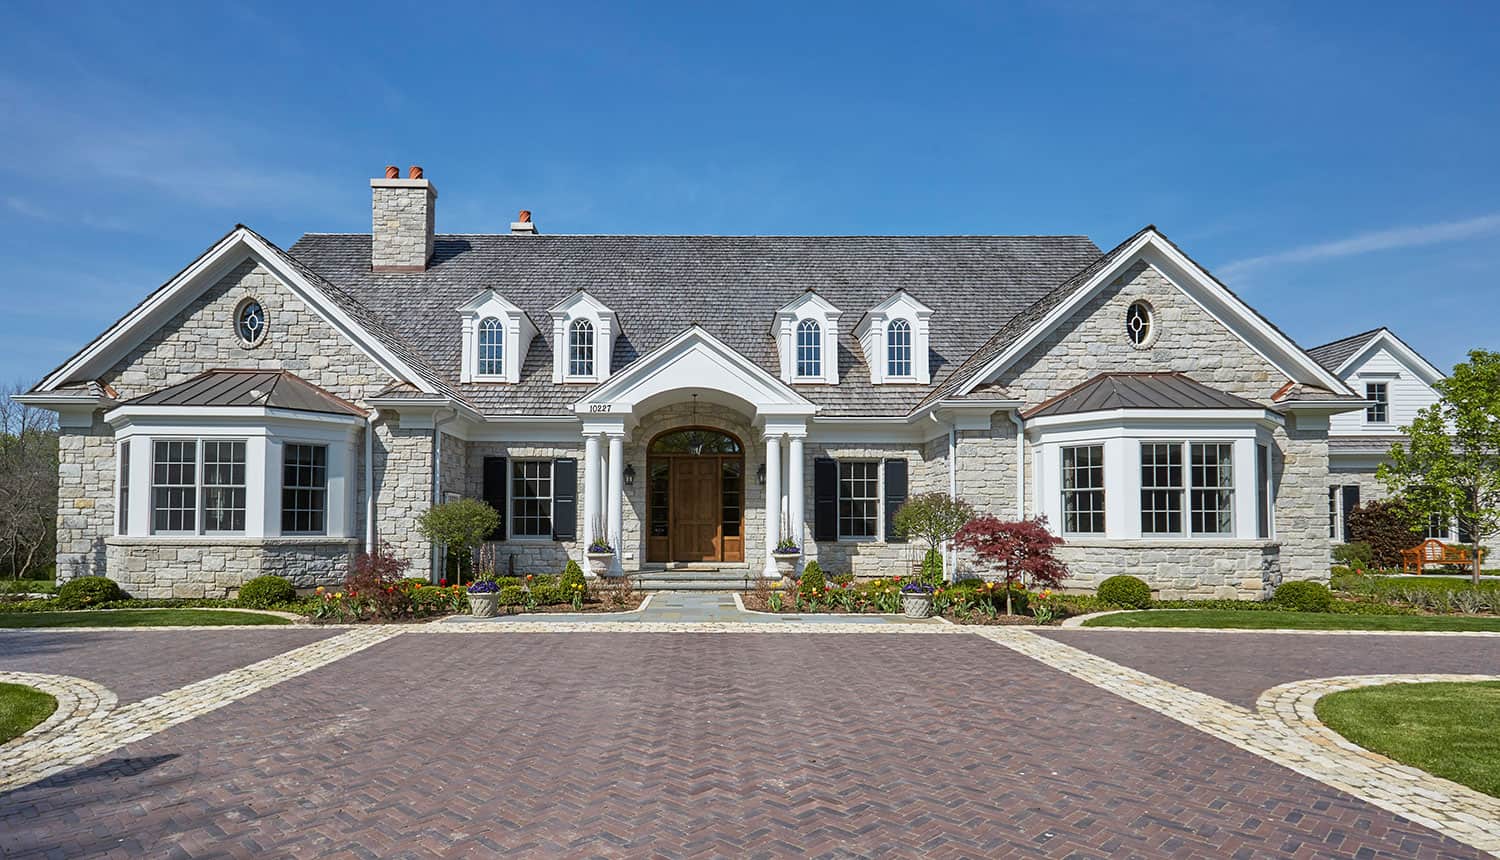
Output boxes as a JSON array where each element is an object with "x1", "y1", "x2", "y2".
[
  {"x1": 466, "y1": 577, "x2": 501, "y2": 618},
  {"x1": 585, "y1": 538, "x2": 615, "y2": 577},
  {"x1": 900, "y1": 581, "x2": 935, "y2": 618},
  {"x1": 772, "y1": 537, "x2": 801, "y2": 576}
]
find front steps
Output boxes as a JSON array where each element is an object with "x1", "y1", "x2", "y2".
[{"x1": 626, "y1": 564, "x2": 762, "y2": 592}]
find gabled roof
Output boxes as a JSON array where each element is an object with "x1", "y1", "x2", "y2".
[
  {"x1": 1023, "y1": 372, "x2": 1265, "y2": 418},
  {"x1": 124, "y1": 369, "x2": 366, "y2": 416},
  {"x1": 1307, "y1": 329, "x2": 1384, "y2": 373},
  {"x1": 1307, "y1": 327, "x2": 1445, "y2": 386}
]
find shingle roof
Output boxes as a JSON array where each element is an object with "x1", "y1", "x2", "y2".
[
  {"x1": 1022, "y1": 372, "x2": 1265, "y2": 418},
  {"x1": 1307, "y1": 329, "x2": 1383, "y2": 373},
  {"x1": 288, "y1": 233, "x2": 1102, "y2": 417},
  {"x1": 126, "y1": 369, "x2": 366, "y2": 416}
]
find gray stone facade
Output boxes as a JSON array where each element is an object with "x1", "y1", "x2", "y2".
[
  {"x1": 105, "y1": 538, "x2": 356, "y2": 599},
  {"x1": 370, "y1": 179, "x2": 436, "y2": 272},
  {"x1": 1055, "y1": 540, "x2": 1281, "y2": 600}
]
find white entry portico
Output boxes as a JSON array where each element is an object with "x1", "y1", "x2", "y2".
[{"x1": 575, "y1": 326, "x2": 817, "y2": 577}]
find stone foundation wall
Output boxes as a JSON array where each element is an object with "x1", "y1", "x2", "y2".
[
  {"x1": 1052, "y1": 540, "x2": 1282, "y2": 600},
  {"x1": 105, "y1": 538, "x2": 356, "y2": 599}
]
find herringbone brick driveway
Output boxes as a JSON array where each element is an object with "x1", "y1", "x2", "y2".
[{"x1": 0, "y1": 632, "x2": 1484, "y2": 858}]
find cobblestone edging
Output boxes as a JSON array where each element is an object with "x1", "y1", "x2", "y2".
[
  {"x1": 0, "y1": 671, "x2": 117, "y2": 764},
  {"x1": 420, "y1": 621, "x2": 966, "y2": 634},
  {"x1": 974, "y1": 628, "x2": 1500, "y2": 855},
  {"x1": 0, "y1": 628, "x2": 400, "y2": 794},
  {"x1": 1054, "y1": 622, "x2": 1500, "y2": 637}
]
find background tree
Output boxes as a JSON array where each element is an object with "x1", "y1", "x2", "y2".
[
  {"x1": 1346, "y1": 499, "x2": 1422, "y2": 570},
  {"x1": 1380, "y1": 349, "x2": 1500, "y2": 585},
  {"x1": 415, "y1": 498, "x2": 500, "y2": 583},
  {"x1": 952, "y1": 515, "x2": 1068, "y2": 614},
  {"x1": 891, "y1": 492, "x2": 975, "y2": 584},
  {"x1": 0, "y1": 382, "x2": 58, "y2": 581}
]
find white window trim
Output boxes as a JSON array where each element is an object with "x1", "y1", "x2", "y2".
[
  {"x1": 460, "y1": 290, "x2": 537, "y2": 385},
  {"x1": 280, "y1": 441, "x2": 330, "y2": 536},
  {"x1": 1059, "y1": 443, "x2": 1106, "y2": 537},
  {"x1": 836, "y1": 459, "x2": 882, "y2": 542},
  {"x1": 509, "y1": 458, "x2": 555, "y2": 541},
  {"x1": 1137, "y1": 440, "x2": 1236, "y2": 539},
  {"x1": 774, "y1": 293, "x2": 842, "y2": 385},
  {"x1": 794, "y1": 318, "x2": 823, "y2": 380},
  {"x1": 548, "y1": 291, "x2": 617, "y2": 384},
  {"x1": 1364, "y1": 382, "x2": 1390, "y2": 425},
  {"x1": 854, "y1": 291, "x2": 932, "y2": 385}
]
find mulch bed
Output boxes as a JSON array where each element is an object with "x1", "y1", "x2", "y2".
[{"x1": 738, "y1": 593, "x2": 1053, "y2": 625}]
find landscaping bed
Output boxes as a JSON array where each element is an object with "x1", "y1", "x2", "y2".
[
  {"x1": 0, "y1": 609, "x2": 291, "y2": 628},
  {"x1": 0, "y1": 682, "x2": 57, "y2": 743},
  {"x1": 1082, "y1": 609, "x2": 1500, "y2": 632},
  {"x1": 1316, "y1": 681, "x2": 1500, "y2": 798}
]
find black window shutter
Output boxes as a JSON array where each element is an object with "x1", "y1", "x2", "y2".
[
  {"x1": 1340, "y1": 485, "x2": 1360, "y2": 543},
  {"x1": 884, "y1": 458, "x2": 908, "y2": 543},
  {"x1": 552, "y1": 458, "x2": 578, "y2": 541},
  {"x1": 813, "y1": 458, "x2": 838, "y2": 542},
  {"x1": 482, "y1": 456, "x2": 507, "y2": 541}
]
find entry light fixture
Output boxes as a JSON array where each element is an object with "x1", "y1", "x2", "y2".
[
  {"x1": 623, "y1": 464, "x2": 635, "y2": 486},
  {"x1": 756, "y1": 464, "x2": 766, "y2": 485}
]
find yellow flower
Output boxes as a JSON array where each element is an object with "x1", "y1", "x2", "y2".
[
  {"x1": 315, "y1": 586, "x2": 325, "y2": 593},
  {"x1": 334, "y1": 592, "x2": 343, "y2": 599}
]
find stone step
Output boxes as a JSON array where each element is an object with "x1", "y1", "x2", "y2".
[{"x1": 635, "y1": 579, "x2": 754, "y2": 592}]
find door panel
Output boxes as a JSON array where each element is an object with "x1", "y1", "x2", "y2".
[{"x1": 672, "y1": 459, "x2": 720, "y2": 561}]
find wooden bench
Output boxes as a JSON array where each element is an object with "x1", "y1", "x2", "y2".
[{"x1": 1400, "y1": 539, "x2": 1487, "y2": 574}]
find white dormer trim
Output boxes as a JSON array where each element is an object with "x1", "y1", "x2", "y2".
[
  {"x1": 773, "y1": 292, "x2": 842, "y2": 385},
  {"x1": 459, "y1": 290, "x2": 537, "y2": 384},
  {"x1": 1335, "y1": 328, "x2": 1446, "y2": 388},
  {"x1": 855, "y1": 290, "x2": 933, "y2": 385},
  {"x1": 548, "y1": 290, "x2": 617, "y2": 384}
]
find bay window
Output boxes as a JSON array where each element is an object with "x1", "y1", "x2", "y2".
[
  {"x1": 1140, "y1": 441, "x2": 1233, "y2": 537},
  {"x1": 1061, "y1": 445, "x2": 1105, "y2": 534},
  {"x1": 150, "y1": 439, "x2": 249, "y2": 535},
  {"x1": 281, "y1": 444, "x2": 328, "y2": 534},
  {"x1": 152, "y1": 440, "x2": 198, "y2": 533}
]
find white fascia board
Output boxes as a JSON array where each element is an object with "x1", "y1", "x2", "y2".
[
  {"x1": 105, "y1": 404, "x2": 365, "y2": 429},
  {"x1": 1024, "y1": 407, "x2": 1283, "y2": 434},
  {"x1": 956, "y1": 230, "x2": 1357, "y2": 399},
  {"x1": 1276, "y1": 399, "x2": 1372, "y2": 415},
  {"x1": 13, "y1": 393, "x2": 111, "y2": 410},
  {"x1": 1337, "y1": 329, "x2": 1446, "y2": 387}
]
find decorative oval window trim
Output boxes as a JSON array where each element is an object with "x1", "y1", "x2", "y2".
[
  {"x1": 235, "y1": 297, "x2": 268, "y2": 348},
  {"x1": 1125, "y1": 300, "x2": 1157, "y2": 350}
]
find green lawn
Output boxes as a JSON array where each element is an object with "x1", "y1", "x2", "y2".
[
  {"x1": 1316, "y1": 682, "x2": 1500, "y2": 798},
  {"x1": 0, "y1": 609, "x2": 290, "y2": 628},
  {"x1": 1082, "y1": 609, "x2": 1500, "y2": 631},
  {"x1": 0, "y1": 682, "x2": 58, "y2": 743}
]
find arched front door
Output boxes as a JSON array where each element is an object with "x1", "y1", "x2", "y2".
[{"x1": 647, "y1": 428, "x2": 744, "y2": 563}]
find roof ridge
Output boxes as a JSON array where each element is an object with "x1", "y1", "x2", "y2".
[{"x1": 297, "y1": 232, "x2": 1097, "y2": 240}]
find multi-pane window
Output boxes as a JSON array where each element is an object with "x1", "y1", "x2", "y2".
[
  {"x1": 838, "y1": 461, "x2": 879, "y2": 539},
  {"x1": 1365, "y1": 383, "x2": 1388, "y2": 423},
  {"x1": 886, "y1": 319, "x2": 912, "y2": 378},
  {"x1": 1061, "y1": 445, "x2": 1105, "y2": 534},
  {"x1": 1141, "y1": 442, "x2": 1235, "y2": 537},
  {"x1": 281, "y1": 444, "x2": 328, "y2": 534},
  {"x1": 477, "y1": 317, "x2": 504, "y2": 376},
  {"x1": 152, "y1": 440, "x2": 197, "y2": 533},
  {"x1": 1140, "y1": 442, "x2": 1183, "y2": 535},
  {"x1": 202, "y1": 441, "x2": 247, "y2": 533},
  {"x1": 512, "y1": 460, "x2": 553, "y2": 538},
  {"x1": 118, "y1": 443, "x2": 130, "y2": 534},
  {"x1": 1189, "y1": 443, "x2": 1234, "y2": 536},
  {"x1": 796, "y1": 319, "x2": 821, "y2": 378},
  {"x1": 568, "y1": 318, "x2": 595, "y2": 377}
]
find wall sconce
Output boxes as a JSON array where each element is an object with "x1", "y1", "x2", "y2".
[
  {"x1": 623, "y1": 464, "x2": 636, "y2": 486},
  {"x1": 756, "y1": 464, "x2": 766, "y2": 485}
]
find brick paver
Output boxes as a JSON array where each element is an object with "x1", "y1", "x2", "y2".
[
  {"x1": 1038, "y1": 629, "x2": 1500, "y2": 707},
  {"x1": 0, "y1": 629, "x2": 340, "y2": 703},
  {"x1": 0, "y1": 632, "x2": 1481, "y2": 858}
]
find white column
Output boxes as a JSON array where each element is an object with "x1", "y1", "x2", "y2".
[
  {"x1": 764, "y1": 431, "x2": 783, "y2": 578},
  {"x1": 788, "y1": 433, "x2": 805, "y2": 554},
  {"x1": 583, "y1": 433, "x2": 601, "y2": 566},
  {"x1": 607, "y1": 432, "x2": 625, "y2": 575}
]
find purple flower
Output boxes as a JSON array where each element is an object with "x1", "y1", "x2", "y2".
[{"x1": 467, "y1": 580, "x2": 500, "y2": 594}]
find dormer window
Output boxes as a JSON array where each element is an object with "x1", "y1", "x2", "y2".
[
  {"x1": 459, "y1": 291, "x2": 536, "y2": 384},
  {"x1": 796, "y1": 319, "x2": 822, "y2": 378},
  {"x1": 855, "y1": 290, "x2": 933, "y2": 385},
  {"x1": 887, "y1": 319, "x2": 912, "y2": 378},
  {"x1": 549, "y1": 291, "x2": 617, "y2": 383},
  {"x1": 774, "y1": 292, "x2": 841, "y2": 385},
  {"x1": 569, "y1": 318, "x2": 596, "y2": 377},
  {"x1": 478, "y1": 317, "x2": 504, "y2": 376}
]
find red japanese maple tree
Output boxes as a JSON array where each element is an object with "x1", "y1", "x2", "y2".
[{"x1": 953, "y1": 515, "x2": 1068, "y2": 614}]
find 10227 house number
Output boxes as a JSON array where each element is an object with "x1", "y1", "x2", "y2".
[{"x1": 588, "y1": 403, "x2": 613, "y2": 413}]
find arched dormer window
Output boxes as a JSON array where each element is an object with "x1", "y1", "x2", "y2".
[
  {"x1": 478, "y1": 317, "x2": 504, "y2": 376},
  {"x1": 795, "y1": 319, "x2": 821, "y2": 378},
  {"x1": 887, "y1": 318, "x2": 912, "y2": 378},
  {"x1": 569, "y1": 318, "x2": 596, "y2": 377}
]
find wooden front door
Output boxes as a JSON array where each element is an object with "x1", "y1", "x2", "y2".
[{"x1": 671, "y1": 459, "x2": 720, "y2": 561}]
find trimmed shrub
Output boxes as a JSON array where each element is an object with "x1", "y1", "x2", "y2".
[
  {"x1": 1097, "y1": 575, "x2": 1151, "y2": 609},
  {"x1": 799, "y1": 561, "x2": 827, "y2": 599},
  {"x1": 497, "y1": 585, "x2": 527, "y2": 606},
  {"x1": 1347, "y1": 500, "x2": 1423, "y2": 569},
  {"x1": 920, "y1": 548, "x2": 944, "y2": 586},
  {"x1": 833, "y1": 572, "x2": 854, "y2": 586},
  {"x1": 56, "y1": 576, "x2": 125, "y2": 609},
  {"x1": 238, "y1": 575, "x2": 296, "y2": 608},
  {"x1": 1331, "y1": 541, "x2": 1374, "y2": 572},
  {"x1": 1274, "y1": 580, "x2": 1334, "y2": 612},
  {"x1": 529, "y1": 583, "x2": 562, "y2": 605},
  {"x1": 559, "y1": 560, "x2": 588, "y2": 599}
]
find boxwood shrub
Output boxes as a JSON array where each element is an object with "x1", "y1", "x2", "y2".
[
  {"x1": 559, "y1": 560, "x2": 588, "y2": 599},
  {"x1": 497, "y1": 585, "x2": 527, "y2": 606},
  {"x1": 799, "y1": 561, "x2": 827, "y2": 598},
  {"x1": 1097, "y1": 575, "x2": 1151, "y2": 609},
  {"x1": 1274, "y1": 580, "x2": 1334, "y2": 612},
  {"x1": 238, "y1": 575, "x2": 296, "y2": 608},
  {"x1": 56, "y1": 576, "x2": 125, "y2": 609}
]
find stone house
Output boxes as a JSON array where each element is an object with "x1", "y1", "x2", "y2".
[{"x1": 21, "y1": 167, "x2": 1373, "y2": 599}]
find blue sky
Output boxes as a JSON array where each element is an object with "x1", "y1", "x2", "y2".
[{"x1": 2, "y1": 1, "x2": 1498, "y2": 386}]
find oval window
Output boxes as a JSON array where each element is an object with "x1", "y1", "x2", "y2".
[
  {"x1": 236, "y1": 298, "x2": 267, "y2": 347},
  {"x1": 1125, "y1": 301, "x2": 1155, "y2": 348}
]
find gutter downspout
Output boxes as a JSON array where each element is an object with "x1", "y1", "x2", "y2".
[
  {"x1": 431, "y1": 408, "x2": 458, "y2": 581},
  {"x1": 364, "y1": 408, "x2": 381, "y2": 553},
  {"x1": 1009, "y1": 410, "x2": 1026, "y2": 519},
  {"x1": 947, "y1": 422, "x2": 958, "y2": 579}
]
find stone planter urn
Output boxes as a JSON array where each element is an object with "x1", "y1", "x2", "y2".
[
  {"x1": 901, "y1": 592, "x2": 933, "y2": 618},
  {"x1": 773, "y1": 552, "x2": 800, "y2": 577},
  {"x1": 586, "y1": 552, "x2": 614, "y2": 577},
  {"x1": 467, "y1": 590, "x2": 500, "y2": 618}
]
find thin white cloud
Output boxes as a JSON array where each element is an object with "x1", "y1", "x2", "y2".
[{"x1": 1221, "y1": 214, "x2": 1500, "y2": 278}]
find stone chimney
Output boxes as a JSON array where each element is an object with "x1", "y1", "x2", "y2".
[
  {"x1": 371, "y1": 165, "x2": 437, "y2": 272},
  {"x1": 510, "y1": 209, "x2": 538, "y2": 235}
]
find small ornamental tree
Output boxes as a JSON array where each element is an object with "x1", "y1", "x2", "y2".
[
  {"x1": 891, "y1": 493, "x2": 975, "y2": 581},
  {"x1": 345, "y1": 542, "x2": 413, "y2": 620},
  {"x1": 1380, "y1": 349, "x2": 1500, "y2": 585},
  {"x1": 1346, "y1": 500, "x2": 1422, "y2": 570},
  {"x1": 416, "y1": 498, "x2": 501, "y2": 583},
  {"x1": 953, "y1": 515, "x2": 1068, "y2": 615}
]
